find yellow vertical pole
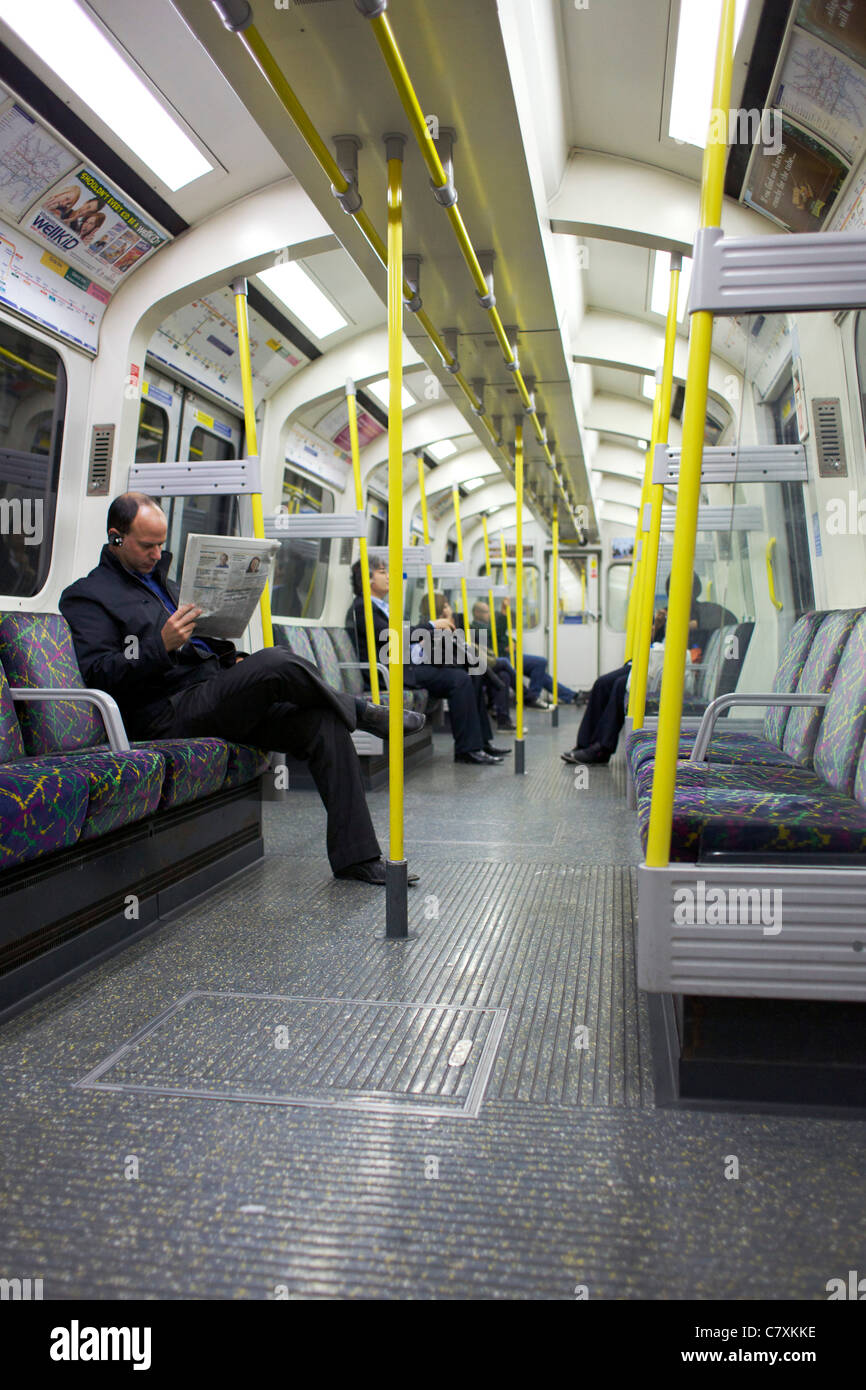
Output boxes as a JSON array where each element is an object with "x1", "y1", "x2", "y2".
[
  {"x1": 417, "y1": 456, "x2": 436, "y2": 622},
  {"x1": 625, "y1": 385, "x2": 662, "y2": 679},
  {"x1": 482, "y1": 515, "x2": 498, "y2": 657},
  {"x1": 500, "y1": 533, "x2": 515, "y2": 667},
  {"x1": 347, "y1": 379, "x2": 380, "y2": 704},
  {"x1": 630, "y1": 255, "x2": 681, "y2": 729},
  {"x1": 646, "y1": 0, "x2": 735, "y2": 868},
  {"x1": 385, "y1": 135, "x2": 407, "y2": 924},
  {"x1": 514, "y1": 422, "x2": 525, "y2": 773},
  {"x1": 452, "y1": 486, "x2": 470, "y2": 642},
  {"x1": 552, "y1": 513, "x2": 559, "y2": 707},
  {"x1": 232, "y1": 276, "x2": 273, "y2": 647}
]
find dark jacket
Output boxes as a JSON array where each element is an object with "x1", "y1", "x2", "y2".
[
  {"x1": 349, "y1": 596, "x2": 435, "y2": 672},
  {"x1": 59, "y1": 545, "x2": 237, "y2": 738}
]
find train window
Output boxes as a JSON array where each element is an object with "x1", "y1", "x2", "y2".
[
  {"x1": 271, "y1": 466, "x2": 335, "y2": 620},
  {"x1": 134, "y1": 400, "x2": 168, "y2": 464},
  {"x1": 487, "y1": 562, "x2": 540, "y2": 630},
  {"x1": 189, "y1": 426, "x2": 236, "y2": 462},
  {"x1": 606, "y1": 563, "x2": 631, "y2": 631},
  {"x1": 366, "y1": 494, "x2": 387, "y2": 547},
  {"x1": 161, "y1": 495, "x2": 239, "y2": 584},
  {"x1": 0, "y1": 320, "x2": 66, "y2": 597}
]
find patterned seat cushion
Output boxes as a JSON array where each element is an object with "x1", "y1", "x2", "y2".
[
  {"x1": 633, "y1": 756, "x2": 823, "y2": 804},
  {"x1": 24, "y1": 747, "x2": 164, "y2": 840},
  {"x1": 626, "y1": 728, "x2": 795, "y2": 779},
  {"x1": 0, "y1": 762, "x2": 89, "y2": 870},
  {"x1": 0, "y1": 612, "x2": 104, "y2": 754},
  {"x1": 138, "y1": 738, "x2": 228, "y2": 809},
  {"x1": 222, "y1": 743, "x2": 270, "y2": 789},
  {"x1": 637, "y1": 784, "x2": 866, "y2": 861},
  {"x1": 0, "y1": 658, "x2": 26, "y2": 764}
]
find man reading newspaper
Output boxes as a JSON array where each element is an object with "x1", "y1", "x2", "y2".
[{"x1": 59, "y1": 493, "x2": 424, "y2": 885}]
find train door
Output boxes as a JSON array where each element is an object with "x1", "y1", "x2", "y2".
[
  {"x1": 762, "y1": 374, "x2": 815, "y2": 621},
  {"x1": 551, "y1": 549, "x2": 600, "y2": 691}
]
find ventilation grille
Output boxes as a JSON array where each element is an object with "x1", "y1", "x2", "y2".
[
  {"x1": 812, "y1": 398, "x2": 847, "y2": 478},
  {"x1": 87, "y1": 424, "x2": 114, "y2": 496}
]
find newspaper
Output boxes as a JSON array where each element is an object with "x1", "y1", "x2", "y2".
[{"x1": 178, "y1": 534, "x2": 279, "y2": 639}]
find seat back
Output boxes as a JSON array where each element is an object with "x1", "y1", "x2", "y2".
[
  {"x1": 326, "y1": 627, "x2": 364, "y2": 695},
  {"x1": 0, "y1": 612, "x2": 104, "y2": 755},
  {"x1": 0, "y1": 656, "x2": 26, "y2": 764},
  {"x1": 306, "y1": 627, "x2": 342, "y2": 690},
  {"x1": 273, "y1": 623, "x2": 317, "y2": 667},
  {"x1": 715, "y1": 621, "x2": 754, "y2": 702},
  {"x1": 763, "y1": 610, "x2": 828, "y2": 747},
  {"x1": 813, "y1": 612, "x2": 866, "y2": 796},
  {"x1": 782, "y1": 609, "x2": 861, "y2": 767}
]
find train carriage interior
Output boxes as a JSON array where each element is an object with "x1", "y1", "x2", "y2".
[{"x1": 0, "y1": 0, "x2": 864, "y2": 1308}]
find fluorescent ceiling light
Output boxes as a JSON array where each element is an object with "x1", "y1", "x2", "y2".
[
  {"x1": 428, "y1": 439, "x2": 457, "y2": 460},
  {"x1": 669, "y1": 0, "x2": 749, "y2": 148},
  {"x1": 257, "y1": 261, "x2": 347, "y2": 339},
  {"x1": 366, "y1": 377, "x2": 415, "y2": 412},
  {"x1": 637, "y1": 439, "x2": 648, "y2": 450},
  {"x1": 651, "y1": 251, "x2": 693, "y2": 321},
  {"x1": 0, "y1": 0, "x2": 212, "y2": 191},
  {"x1": 462, "y1": 476, "x2": 485, "y2": 491},
  {"x1": 642, "y1": 375, "x2": 657, "y2": 400}
]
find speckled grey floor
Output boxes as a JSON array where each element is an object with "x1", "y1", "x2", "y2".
[{"x1": 0, "y1": 718, "x2": 863, "y2": 1300}]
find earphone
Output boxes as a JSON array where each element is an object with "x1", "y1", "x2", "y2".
[{"x1": 110, "y1": 534, "x2": 123, "y2": 547}]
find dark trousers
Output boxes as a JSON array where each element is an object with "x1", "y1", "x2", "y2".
[
  {"x1": 576, "y1": 663, "x2": 630, "y2": 754},
  {"x1": 487, "y1": 659, "x2": 516, "y2": 719},
  {"x1": 165, "y1": 649, "x2": 380, "y2": 873},
  {"x1": 406, "y1": 664, "x2": 492, "y2": 754}
]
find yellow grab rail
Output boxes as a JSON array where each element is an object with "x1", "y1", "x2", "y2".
[
  {"x1": 646, "y1": 0, "x2": 736, "y2": 869},
  {"x1": 630, "y1": 254, "x2": 681, "y2": 728},
  {"x1": 417, "y1": 456, "x2": 436, "y2": 623},
  {"x1": 552, "y1": 513, "x2": 559, "y2": 707},
  {"x1": 386, "y1": 144, "x2": 405, "y2": 876},
  {"x1": 515, "y1": 422, "x2": 525, "y2": 769},
  {"x1": 347, "y1": 380, "x2": 380, "y2": 703},
  {"x1": 482, "y1": 515, "x2": 498, "y2": 658},
  {"x1": 766, "y1": 537, "x2": 783, "y2": 611},
  {"x1": 232, "y1": 277, "x2": 273, "y2": 647},
  {"x1": 452, "y1": 486, "x2": 470, "y2": 642},
  {"x1": 500, "y1": 533, "x2": 515, "y2": 668}
]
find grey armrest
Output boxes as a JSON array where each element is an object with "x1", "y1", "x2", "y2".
[
  {"x1": 690, "y1": 691, "x2": 829, "y2": 763},
  {"x1": 10, "y1": 687, "x2": 130, "y2": 752},
  {"x1": 337, "y1": 660, "x2": 390, "y2": 689}
]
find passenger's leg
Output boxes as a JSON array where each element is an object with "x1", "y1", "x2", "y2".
[
  {"x1": 574, "y1": 664, "x2": 630, "y2": 749},
  {"x1": 593, "y1": 672, "x2": 630, "y2": 754},
  {"x1": 170, "y1": 648, "x2": 357, "y2": 737},
  {"x1": 410, "y1": 664, "x2": 484, "y2": 754},
  {"x1": 257, "y1": 706, "x2": 381, "y2": 873},
  {"x1": 523, "y1": 653, "x2": 547, "y2": 700}
]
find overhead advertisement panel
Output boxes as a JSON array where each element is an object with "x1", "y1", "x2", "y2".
[{"x1": 0, "y1": 84, "x2": 171, "y2": 352}]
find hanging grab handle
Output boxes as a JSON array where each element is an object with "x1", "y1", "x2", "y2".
[{"x1": 766, "y1": 537, "x2": 783, "y2": 611}]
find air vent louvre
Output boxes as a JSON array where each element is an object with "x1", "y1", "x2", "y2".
[
  {"x1": 87, "y1": 423, "x2": 114, "y2": 496},
  {"x1": 812, "y1": 397, "x2": 847, "y2": 477}
]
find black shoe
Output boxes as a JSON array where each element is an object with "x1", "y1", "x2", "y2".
[
  {"x1": 335, "y1": 857, "x2": 419, "y2": 886},
  {"x1": 454, "y1": 749, "x2": 503, "y2": 764},
  {"x1": 496, "y1": 718, "x2": 517, "y2": 730},
  {"x1": 356, "y1": 700, "x2": 425, "y2": 739},
  {"x1": 484, "y1": 743, "x2": 512, "y2": 756},
  {"x1": 562, "y1": 743, "x2": 610, "y2": 765}
]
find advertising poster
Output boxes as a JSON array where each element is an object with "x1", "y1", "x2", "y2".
[
  {"x1": 315, "y1": 398, "x2": 385, "y2": 454},
  {"x1": 0, "y1": 218, "x2": 104, "y2": 352},
  {"x1": 743, "y1": 117, "x2": 848, "y2": 230},
  {"x1": 25, "y1": 166, "x2": 167, "y2": 292}
]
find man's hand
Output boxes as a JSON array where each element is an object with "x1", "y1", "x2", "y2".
[{"x1": 161, "y1": 604, "x2": 202, "y2": 652}]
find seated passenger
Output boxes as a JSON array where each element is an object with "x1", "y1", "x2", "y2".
[
  {"x1": 349, "y1": 559, "x2": 509, "y2": 764},
  {"x1": 60, "y1": 493, "x2": 423, "y2": 887},
  {"x1": 561, "y1": 573, "x2": 723, "y2": 765},
  {"x1": 469, "y1": 599, "x2": 578, "y2": 709}
]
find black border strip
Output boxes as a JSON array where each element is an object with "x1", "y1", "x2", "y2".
[
  {"x1": 0, "y1": 41, "x2": 188, "y2": 237},
  {"x1": 725, "y1": 0, "x2": 795, "y2": 201}
]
